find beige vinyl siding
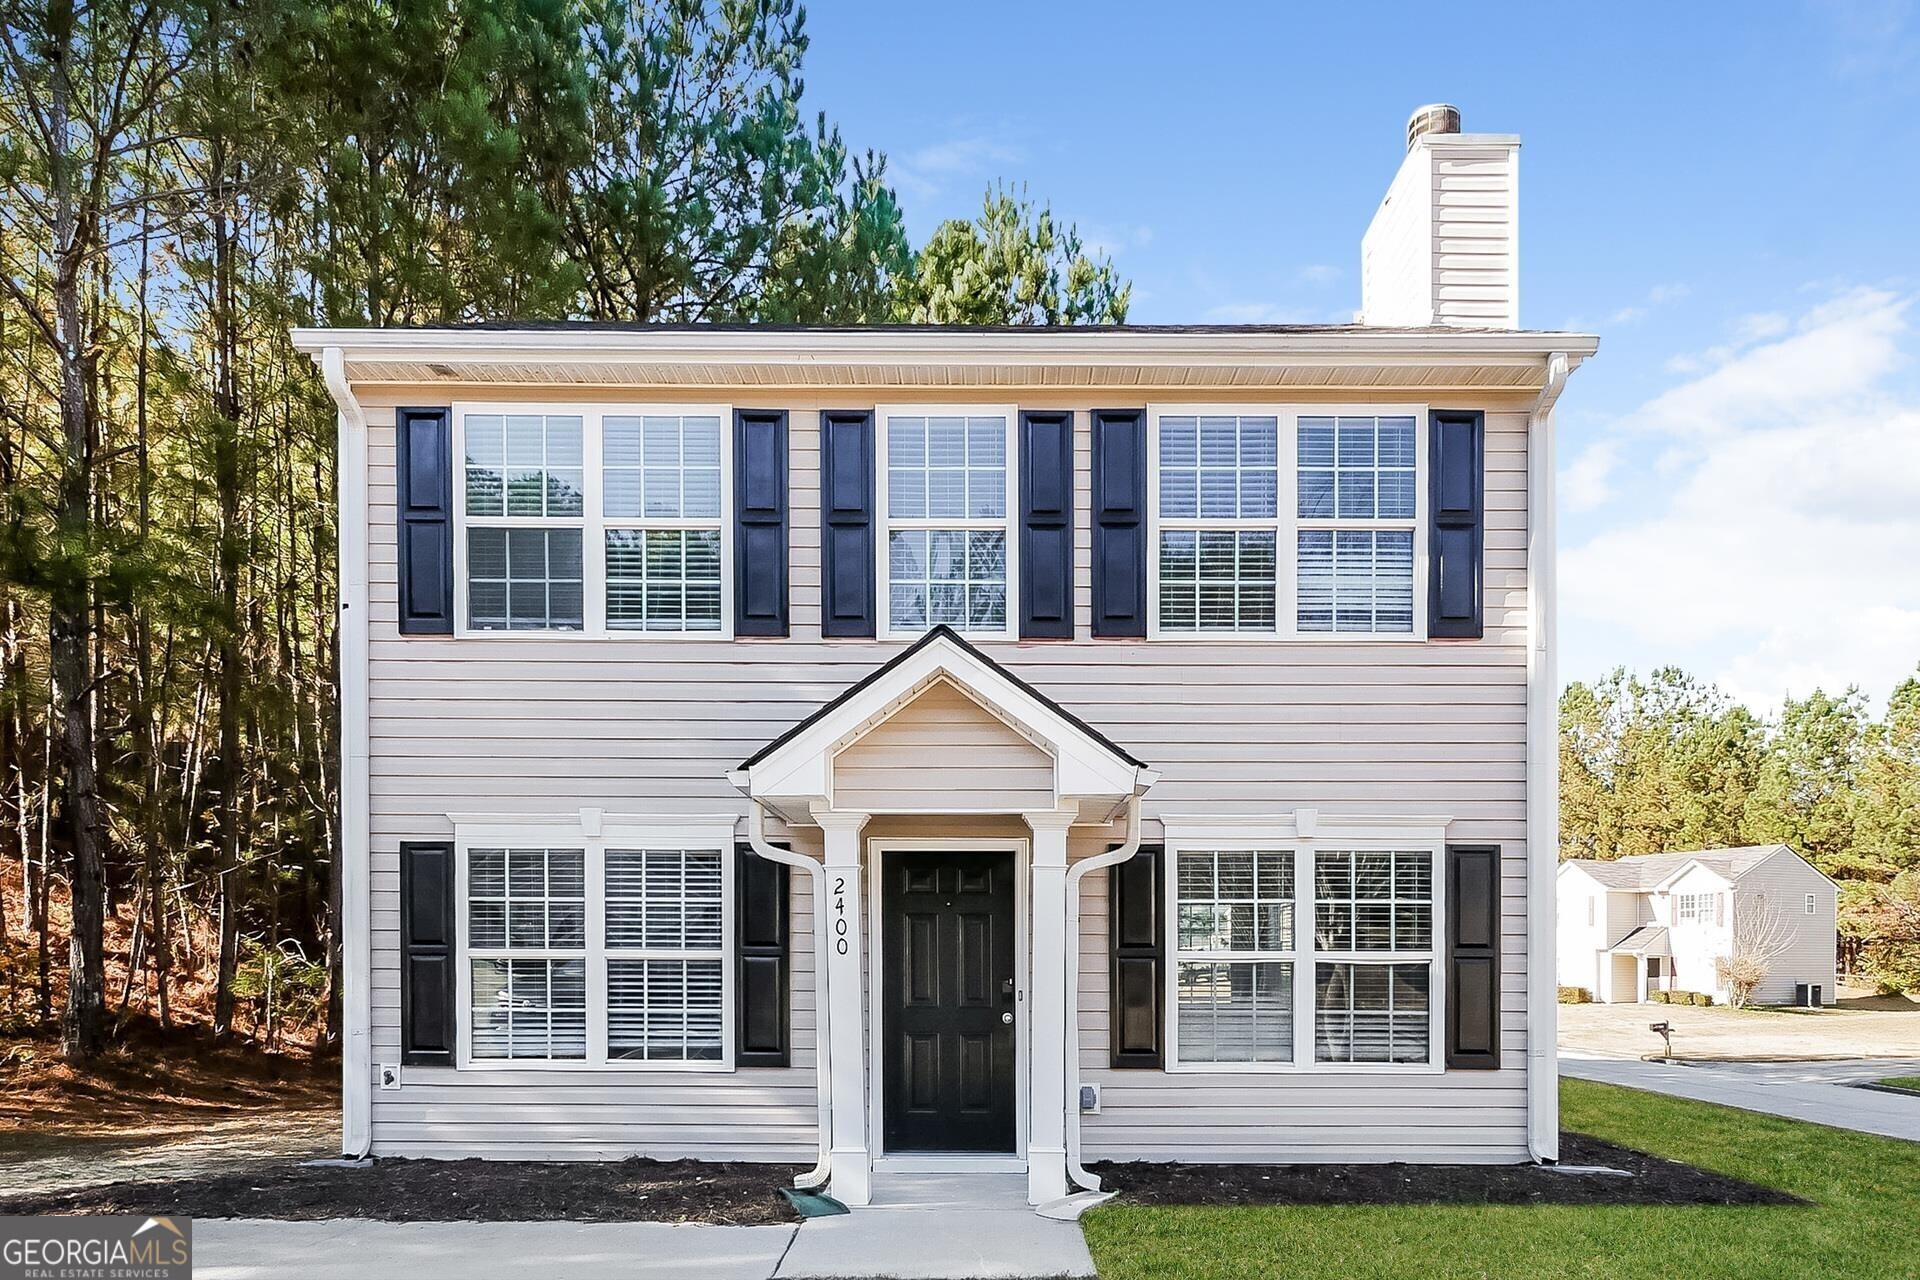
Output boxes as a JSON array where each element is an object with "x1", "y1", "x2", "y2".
[
  {"x1": 360, "y1": 387, "x2": 1537, "y2": 1162},
  {"x1": 833, "y1": 682, "x2": 1054, "y2": 812},
  {"x1": 1735, "y1": 850, "x2": 1838, "y2": 1006},
  {"x1": 1431, "y1": 144, "x2": 1518, "y2": 327}
]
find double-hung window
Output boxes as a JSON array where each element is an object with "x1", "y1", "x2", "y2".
[
  {"x1": 603, "y1": 414, "x2": 724, "y2": 633},
  {"x1": 462, "y1": 414, "x2": 586, "y2": 630},
  {"x1": 878, "y1": 406, "x2": 1017, "y2": 638},
  {"x1": 454, "y1": 405, "x2": 733, "y2": 637},
  {"x1": 1149, "y1": 407, "x2": 1425, "y2": 638},
  {"x1": 466, "y1": 846, "x2": 588, "y2": 1060},
  {"x1": 457, "y1": 821, "x2": 733, "y2": 1070},
  {"x1": 1167, "y1": 820, "x2": 1443, "y2": 1071},
  {"x1": 1296, "y1": 416, "x2": 1417, "y2": 634},
  {"x1": 1154, "y1": 414, "x2": 1280, "y2": 632}
]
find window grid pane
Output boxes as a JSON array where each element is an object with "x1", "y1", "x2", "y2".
[
  {"x1": 1313, "y1": 850, "x2": 1434, "y2": 953},
  {"x1": 606, "y1": 529, "x2": 722, "y2": 632},
  {"x1": 467, "y1": 847, "x2": 587, "y2": 1061},
  {"x1": 1175, "y1": 849, "x2": 1296, "y2": 954},
  {"x1": 468, "y1": 528, "x2": 584, "y2": 631},
  {"x1": 605, "y1": 848, "x2": 726, "y2": 1063},
  {"x1": 1314, "y1": 961, "x2": 1429, "y2": 1064},
  {"x1": 1177, "y1": 961, "x2": 1293, "y2": 1063},
  {"x1": 1174, "y1": 849, "x2": 1297, "y2": 1065},
  {"x1": 888, "y1": 528, "x2": 1007, "y2": 634},
  {"x1": 465, "y1": 414, "x2": 583, "y2": 518},
  {"x1": 603, "y1": 415, "x2": 722, "y2": 521}
]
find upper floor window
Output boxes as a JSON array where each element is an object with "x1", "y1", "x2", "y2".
[
  {"x1": 878, "y1": 407, "x2": 1016, "y2": 638},
  {"x1": 464, "y1": 414, "x2": 585, "y2": 631},
  {"x1": 1149, "y1": 406, "x2": 1426, "y2": 639},
  {"x1": 454, "y1": 405, "x2": 732, "y2": 637}
]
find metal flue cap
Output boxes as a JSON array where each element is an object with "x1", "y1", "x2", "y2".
[{"x1": 1406, "y1": 103, "x2": 1462, "y2": 150}]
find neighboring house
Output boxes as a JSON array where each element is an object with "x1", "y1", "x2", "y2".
[
  {"x1": 1557, "y1": 846, "x2": 1838, "y2": 1006},
  {"x1": 296, "y1": 105, "x2": 1598, "y2": 1209}
]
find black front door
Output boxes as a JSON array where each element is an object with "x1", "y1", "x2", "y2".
[{"x1": 881, "y1": 850, "x2": 1017, "y2": 1152}]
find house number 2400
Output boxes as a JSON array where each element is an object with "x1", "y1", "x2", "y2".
[{"x1": 833, "y1": 876, "x2": 850, "y2": 954}]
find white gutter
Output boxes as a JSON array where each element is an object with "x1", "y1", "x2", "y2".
[
  {"x1": 745, "y1": 802, "x2": 833, "y2": 1190},
  {"x1": 1525, "y1": 351, "x2": 1570, "y2": 1163},
  {"x1": 320, "y1": 347, "x2": 373, "y2": 1158},
  {"x1": 1054, "y1": 795, "x2": 1143, "y2": 1210}
]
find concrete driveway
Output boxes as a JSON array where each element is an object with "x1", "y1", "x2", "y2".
[{"x1": 1561, "y1": 1054, "x2": 1920, "y2": 1142}]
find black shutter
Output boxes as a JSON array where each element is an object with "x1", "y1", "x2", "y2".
[
  {"x1": 1109, "y1": 844, "x2": 1163, "y2": 1068},
  {"x1": 734, "y1": 409, "x2": 789, "y2": 636},
  {"x1": 1429, "y1": 410, "x2": 1485, "y2": 639},
  {"x1": 396, "y1": 407, "x2": 454, "y2": 635},
  {"x1": 1019, "y1": 410, "x2": 1074, "y2": 639},
  {"x1": 736, "y1": 844, "x2": 791, "y2": 1067},
  {"x1": 1447, "y1": 844, "x2": 1501, "y2": 1069},
  {"x1": 820, "y1": 410, "x2": 876, "y2": 638},
  {"x1": 399, "y1": 841, "x2": 456, "y2": 1066},
  {"x1": 1091, "y1": 409, "x2": 1147, "y2": 637}
]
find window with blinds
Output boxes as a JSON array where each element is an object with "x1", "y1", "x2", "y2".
[
  {"x1": 1165, "y1": 834, "x2": 1441, "y2": 1072},
  {"x1": 605, "y1": 849, "x2": 726, "y2": 1062},
  {"x1": 880, "y1": 411, "x2": 1014, "y2": 636},
  {"x1": 463, "y1": 414, "x2": 586, "y2": 631},
  {"x1": 459, "y1": 832, "x2": 732, "y2": 1069},
  {"x1": 1312, "y1": 850, "x2": 1434, "y2": 1064},
  {"x1": 1172, "y1": 848, "x2": 1295, "y2": 1063},
  {"x1": 1296, "y1": 416, "x2": 1416, "y2": 634},
  {"x1": 603, "y1": 415, "x2": 724, "y2": 632},
  {"x1": 1156, "y1": 415, "x2": 1280, "y2": 632},
  {"x1": 467, "y1": 847, "x2": 588, "y2": 1060}
]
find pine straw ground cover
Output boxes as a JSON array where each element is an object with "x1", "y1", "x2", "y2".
[{"x1": 1081, "y1": 1078, "x2": 1918, "y2": 1280}]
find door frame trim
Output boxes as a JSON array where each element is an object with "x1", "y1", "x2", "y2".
[{"x1": 866, "y1": 837, "x2": 1031, "y2": 1158}]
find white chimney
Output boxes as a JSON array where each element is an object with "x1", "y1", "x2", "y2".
[{"x1": 1360, "y1": 105, "x2": 1520, "y2": 328}]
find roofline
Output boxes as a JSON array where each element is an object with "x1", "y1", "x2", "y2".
[
  {"x1": 291, "y1": 324, "x2": 1600, "y2": 371},
  {"x1": 735, "y1": 624, "x2": 1148, "y2": 772}
]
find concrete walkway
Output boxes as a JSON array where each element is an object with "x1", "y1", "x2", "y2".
[
  {"x1": 194, "y1": 1172, "x2": 1095, "y2": 1280},
  {"x1": 1562, "y1": 1053, "x2": 1920, "y2": 1142}
]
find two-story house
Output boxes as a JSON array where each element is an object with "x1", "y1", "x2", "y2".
[
  {"x1": 1557, "y1": 846, "x2": 1838, "y2": 1006},
  {"x1": 296, "y1": 104, "x2": 1596, "y2": 1210}
]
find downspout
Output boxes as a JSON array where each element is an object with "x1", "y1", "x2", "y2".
[
  {"x1": 745, "y1": 800, "x2": 833, "y2": 1189},
  {"x1": 320, "y1": 348, "x2": 373, "y2": 1159},
  {"x1": 1526, "y1": 352, "x2": 1570, "y2": 1163},
  {"x1": 1060, "y1": 793, "x2": 1144, "y2": 1201}
]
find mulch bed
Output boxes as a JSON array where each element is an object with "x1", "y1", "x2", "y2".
[
  {"x1": 1089, "y1": 1132, "x2": 1806, "y2": 1207},
  {"x1": 0, "y1": 1156, "x2": 806, "y2": 1225}
]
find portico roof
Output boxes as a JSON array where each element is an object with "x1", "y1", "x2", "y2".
[{"x1": 727, "y1": 626, "x2": 1156, "y2": 819}]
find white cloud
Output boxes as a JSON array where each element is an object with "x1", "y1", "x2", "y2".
[
  {"x1": 891, "y1": 136, "x2": 1026, "y2": 199},
  {"x1": 1561, "y1": 439, "x2": 1621, "y2": 514},
  {"x1": 1077, "y1": 222, "x2": 1154, "y2": 260},
  {"x1": 1562, "y1": 287, "x2": 1920, "y2": 707}
]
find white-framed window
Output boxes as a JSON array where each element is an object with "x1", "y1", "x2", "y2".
[
  {"x1": 1147, "y1": 405, "x2": 1427, "y2": 639},
  {"x1": 1676, "y1": 892, "x2": 1719, "y2": 925},
  {"x1": 453, "y1": 404, "x2": 734, "y2": 638},
  {"x1": 454, "y1": 816, "x2": 736, "y2": 1071},
  {"x1": 1805, "y1": 892, "x2": 1817, "y2": 916},
  {"x1": 1163, "y1": 815, "x2": 1446, "y2": 1072},
  {"x1": 876, "y1": 405, "x2": 1017, "y2": 639}
]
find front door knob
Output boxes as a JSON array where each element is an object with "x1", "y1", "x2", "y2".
[{"x1": 1001, "y1": 1011, "x2": 1014, "y2": 1025}]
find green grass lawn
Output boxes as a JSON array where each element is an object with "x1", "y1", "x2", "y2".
[
  {"x1": 1081, "y1": 1079, "x2": 1919, "y2": 1280},
  {"x1": 1878, "y1": 1076, "x2": 1920, "y2": 1092}
]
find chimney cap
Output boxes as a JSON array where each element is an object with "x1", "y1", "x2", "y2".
[{"x1": 1406, "y1": 103, "x2": 1462, "y2": 150}]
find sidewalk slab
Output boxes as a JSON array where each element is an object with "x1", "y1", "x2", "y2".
[
  {"x1": 776, "y1": 1208, "x2": 1095, "y2": 1279},
  {"x1": 194, "y1": 1218, "x2": 798, "y2": 1280},
  {"x1": 1562, "y1": 1054, "x2": 1920, "y2": 1142}
]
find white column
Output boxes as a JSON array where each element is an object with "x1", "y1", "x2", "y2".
[
  {"x1": 814, "y1": 807, "x2": 871, "y2": 1206},
  {"x1": 1024, "y1": 807, "x2": 1077, "y2": 1205}
]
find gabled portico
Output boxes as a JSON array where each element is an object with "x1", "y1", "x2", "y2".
[{"x1": 730, "y1": 627, "x2": 1156, "y2": 1207}]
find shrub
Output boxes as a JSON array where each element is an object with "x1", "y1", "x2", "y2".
[
  {"x1": 1650, "y1": 990, "x2": 1671, "y2": 1004},
  {"x1": 1558, "y1": 986, "x2": 1592, "y2": 1004},
  {"x1": 1716, "y1": 953, "x2": 1770, "y2": 1009},
  {"x1": 1687, "y1": 991, "x2": 1714, "y2": 1007}
]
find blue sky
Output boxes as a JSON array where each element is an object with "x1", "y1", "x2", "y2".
[{"x1": 803, "y1": 0, "x2": 1920, "y2": 712}]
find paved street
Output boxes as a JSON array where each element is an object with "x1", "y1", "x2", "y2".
[{"x1": 1561, "y1": 1054, "x2": 1920, "y2": 1142}]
